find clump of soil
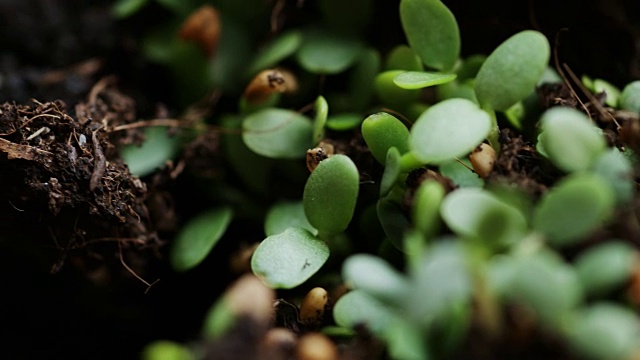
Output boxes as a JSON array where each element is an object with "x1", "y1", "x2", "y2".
[{"x1": 0, "y1": 78, "x2": 160, "y2": 277}]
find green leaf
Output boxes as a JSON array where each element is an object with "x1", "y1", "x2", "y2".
[
  {"x1": 303, "y1": 155, "x2": 360, "y2": 237},
  {"x1": 222, "y1": 116, "x2": 272, "y2": 195},
  {"x1": 113, "y1": 0, "x2": 149, "y2": 18},
  {"x1": 120, "y1": 126, "x2": 183, "y2": 177},
  {"x1": 349, "y1": 48, "x2": 381, "y2": 111},
  {"x1": 326, "y1": 113, "x2": 363, "y2": 131},
  {"x1": 375, "y1": 70, "x2": 421, "y2": 109},
  {"x1": 361, "y1": 112, "x2": 410, "y2": 165},
  {"x1": 537, "y1": 107, "x2": 606, "y2": 173},
  {"x1": 380, "y1": 147, "x2": 402, "y2": 197},
  {"x1": 251, "y1": 227, "x2": 329, "y2": 289},
  {"x1": 264, "y1": 201, "x2": 316, "y2": 236},
  {"x1": 209, "y1": 16, "x2": 252, "y2": 92},
  {"x1": 475, "y1": 30, "x2": 550, "y2": 111},
  {"x1": 333, "y1": 289, "x2": 398, "y2": 335},
  {"x1": 142, "y1": 340, "x2": 193, "y2": 360},
  {"x1": 412, "y1": 180, "x2": 445, "y2": 240},
  {"x1": 410, "y1": 98, "x2": 492, "y2": 164},
  {"x1": 620, "y1": 80, "x2": 640, "y2": 113},
  {"x1": 574, "y1": 241, "x2": 636, "y2": 298},
  {"x1": 507, "y1": 251, "x2": 582, "y2": 328},
  {"x1": 343, "y1": 254, "x2": 410, "y2": 304},
  {"x1": 247, "y1": 30, "x2": 303, "y2": 75},
  {"x1": 407, "y1": 241, "x2": 471, "y2": 326},
  {"x1": 400, "y1": 0, "x2": 460, "y2": 71},
  {"x1": 456, "y1": 54, "x2": 486, "y2": 81},
  {"x1": 242, "y1": 108, "x2": 313, "y2": 159},
  {"x1": 566, "y1": 303, "x2": 640, "y2": 360},
  {"x1": 440, "y1": 188, "x2": 527, "y2": 248},
  {"x1": 377, "y1": 193, "x2": 410, "y2": 249},
  {"x1": 385, "y1": 45, "x2": 423, "y2": 71},
  {"x1": 170, "y1": 207, "x2": 234, "y2": 272},
  {"x1": 438, "y1": 158, "x2": 484, "y2": 188},
  {"x1": 593, "y1": 79, "x2": 621, "y2": 107},
  {"x1": 384, "y1": 319, "x2": 429, "y2": 360},
  {"x1": 591, "y1": 149, "x2": 635, "y2": 204},
  {"x1": 313, "y1": 96, "x2": 329, "y2": 144},
  {"x1": 533, "y1": 174, "x2": 615, "y2": 246},
  {"x1": 296, "y1": 32, "x2": 363, "y2": 74},
  {"x1": 393, "y1": 71, "x2": 457, "y2": 89}
]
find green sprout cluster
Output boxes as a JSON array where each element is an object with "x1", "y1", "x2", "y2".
[{"x1": 114, "y1": 0, "x2": 640, "y2": 359}]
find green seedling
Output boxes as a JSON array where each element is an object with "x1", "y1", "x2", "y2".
[
  {"x1": 242, "y1": 108, "x2": 313, "y2": 159},
  {"x1": 620, "y1": 80, "x2": 640, "y2": 113},
  {"x1": 303, "y1": 154, "x2": 360, "y2": 238},
  {"x1": 170, "y1": 207, "x2": 233, "y2": 272},
  {"x1": 400, "y1": 0, "x2": 460, "y2": 71},
  {"x1": 361, "y1": 112, "x2": 410, "y2": 165}
]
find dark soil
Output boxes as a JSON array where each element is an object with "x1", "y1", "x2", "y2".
[{"x1": 1, "y1": 0, "x2": 640, "y2": 359}]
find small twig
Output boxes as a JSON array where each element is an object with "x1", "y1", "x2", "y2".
[
  {"x1": 8, "y1": 200, "x2": 24, "y2": 212},
  {"x1": 111, "y1": 119, "x2": 188, "y2": 132},
  {"x1": 455, "y1": 157, "x2": 476, "y2": 173},
  {"x1": 90, "y1": 130, "x2": 106, "y2": 191},
  {"x1": 26, "y1": 126, "x2": 50, "y2": 140},
  {"x1": 0, "y1": 137, "x2": 54, "y2": 161},
  {"x1": 562, "y1": 63, "x2": 621, "y2": 130},
  {"x1": 381, "y1": 107, "x2": 414, "y2": 126},
  {"x1": 553, "y1": 30, "x2": 592, "y2": 121},
  {"x1": 118, "y1": 241, "x2": 159, "y2": 294},
  {"x1": 270, "y1": 0, "x2": 286, "y2": 34}
]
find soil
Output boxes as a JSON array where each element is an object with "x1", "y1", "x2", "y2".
[{"x1": 1, "y1": 0, "x2": 640, "y2": 359}]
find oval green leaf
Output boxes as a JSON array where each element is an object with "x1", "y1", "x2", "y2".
[
  {"x1": 264, "y1": 201, "x2": 316, "y2": 236},
  {"x1": 440, "y1": 188, "x2": 527, "y2": 247},
  {"x1": 296, "y1": 32, "x2": 363, "y2": 74},
  {"x1": 574, "y1": 241, "x2": 636, "y2": 298},
  {"x1": 313, "y1": 95, "x2": 329, "y2": 144},
  {"x1": 533, "y1": 174, "x2": 615, "y2": 246},
  {"x1": 303, "y1": 154, "x2": 360, "y2": 237},
  {"x1": 593, "y1": 79, "x2": 621, "y2": 107},
  {"x1": 400, "y1": 0, "x2": 460, "y2": 71},
  {"x1": 343, "y1": 254, "x2": 410, "y2": 304},
  {"x1": 508, "y1": 251, "x2": 582, "y2": 327},
  {"x1": 349, "y1": 48, "x2": 381, "y2": 111},
  {"x1": 361, "y1": 112, "x2": 410, "y2": 165},
  {"x1": 566, "y1": 303, "x2": 640, "y2": 360},
  {"x1": 410, "y1": 98, "x2": 492, "y2": 164},
  {"x1": 242, "y1": 108, "x2": 313, "y2": 159},
  {"x1": 407, "y1": 241, "x2": 471, "y2": 324},
  {"x1": 393, "y1": 71, "x2": 457, "y2": 89},
  {"x1": 113, "y1": 0, "x2": 149, "y2": 18},
  {"x1": 621, "y1": 81, "x2": 640, "y2": 113},
  {"x1": 385, "y1": 45, "x2": 423, "y2": 71},
  {"x1": 412, "y1": 180, "x2": 445, "y2": 240},
  {"x1": 375, "y1": 70, "x2": 421, "y2": 109},
  {"x1": 591, "y1": 149, "x2": 634, "y2": 204},
  {"x1": 333, "y1": 290, "x2": 397, "y2": 335},
  {"x1": 380, "y1": 147, "x2": 402, "y2": 197},
  {"x1": 475, "y1": 30, "x2": 550, "y2": 111},
  {"x1": 142, "y1": 340, "x2": 193, "y2": 360},
  {"x1": 538, "y1": 107, "x2": 606, "y2": 173},
  {"x1": 326, "y1": 113, "x2": 362, "y2": 131},
  {"x1": 438, "y1": 158, "x2": 484, "y2": 188},
  {"x1": 121, "y1": 126, "x2": 183, "y2": 177},
  {"x1": 247, "y1": 30, "x2": 303, "y2": 75},
  {"x1": 251, "y1": 227, "x2": 329, "y2": 289},
  {"x1": 170, "y1": 207, "x2": 234, "y2": 272}
]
